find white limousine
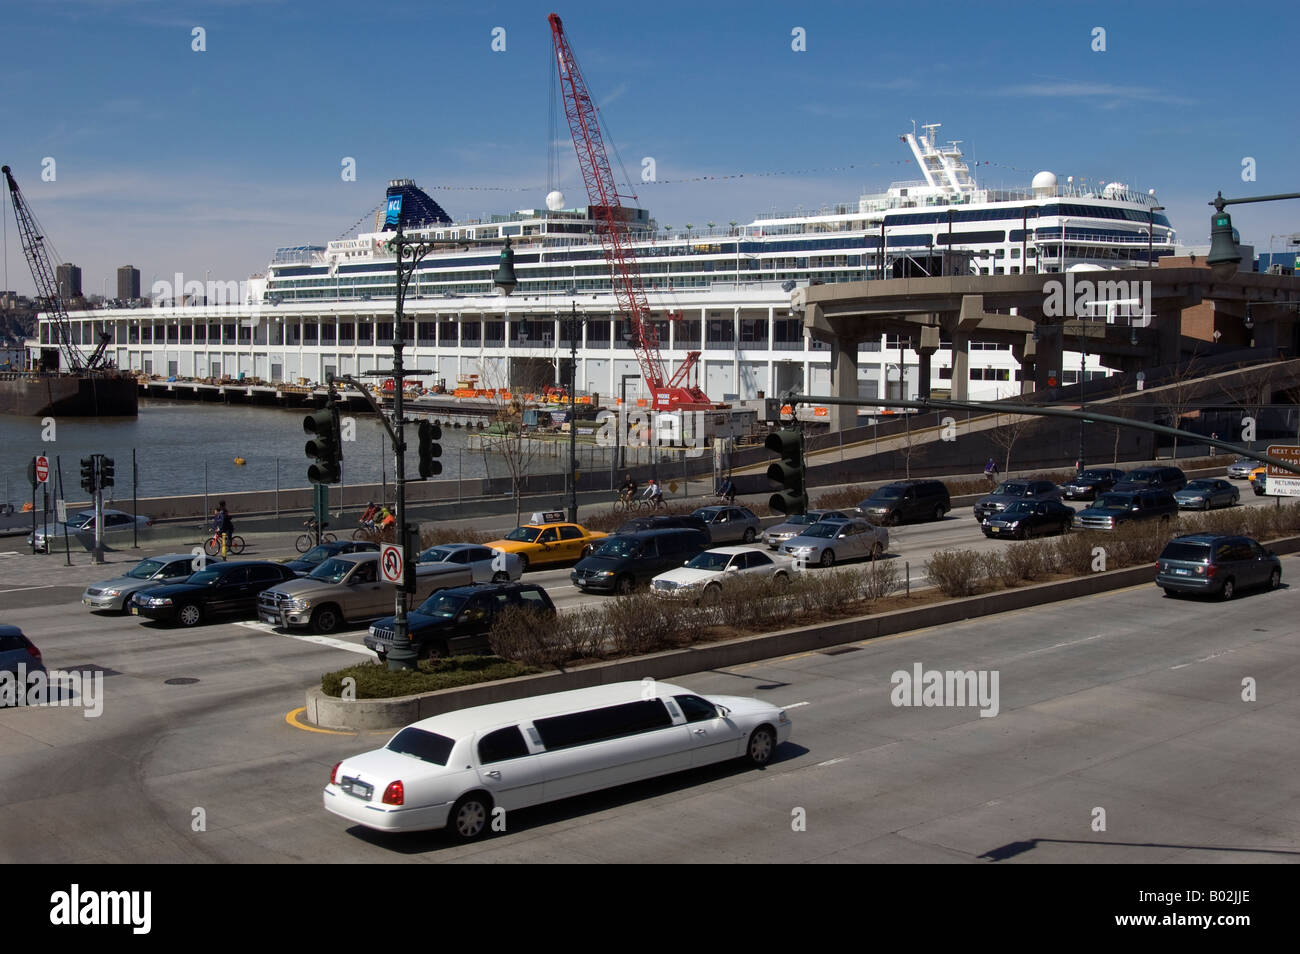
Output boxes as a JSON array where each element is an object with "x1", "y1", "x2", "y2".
[{"x1": 323, "y1": 680, "x2": 793, "y2": 839}]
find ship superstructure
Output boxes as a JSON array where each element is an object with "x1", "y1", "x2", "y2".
[{"x1": 44, "y1": 126, "x2": 1176, "y2": 405}]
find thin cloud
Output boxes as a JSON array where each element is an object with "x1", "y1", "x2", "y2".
[{"x1": 997, "y1": 82, "x2": 1195, "y2": 107}]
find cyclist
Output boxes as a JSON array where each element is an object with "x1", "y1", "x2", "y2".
[
  {"x1": 216, "y1": 501, "x2": 234, "y2": 556},
  {"x1": 359, "y1": 500, "x2": 380, "y2": 532},
  {"x1": 377, "y1": 505, "x2": 396, "y2": 532},
  {"x1": 717, "y1": 477, "x2": 737, "y2": 504},
  {"x1": 643, "y1": 477, "x2": 664, "y2": 507},
  {"x1": 618, "y1": 473, "x2": 638, "y2": 504}
]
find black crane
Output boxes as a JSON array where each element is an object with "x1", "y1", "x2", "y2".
[{"x1": 2, "y1": 164, "x2": 111, "y2": 372}]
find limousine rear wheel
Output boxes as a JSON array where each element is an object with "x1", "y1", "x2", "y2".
[
  {"x1": 449, "y1": 792, "x2": 492, "y2": 842},
  {"x1": 746, "y1": 725, "x2": 777, "y2": 767}
]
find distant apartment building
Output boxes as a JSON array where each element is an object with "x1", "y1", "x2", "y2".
[
  {"x1": 56, "y1": 263, "x2": 82, "y2": 301},
  {"x1": 117, "y1": 265, "x2": 141, "y2": 301}
]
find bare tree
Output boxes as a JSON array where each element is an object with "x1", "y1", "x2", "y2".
[
  {"x1": 477, "y1": 365, "x2": 544, "y2": 525},
  {"x1": 987, "y1": 397, "x2": 1035, "y2": 475},
  {"x1": 1222, "y1": 366, "x2": 1274, "y2": 454},
  {"x1": 1158, "y1": 353, "x2": 1201, "y2": 460}
]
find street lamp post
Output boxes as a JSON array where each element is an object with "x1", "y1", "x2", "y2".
[
  {"x1": 567, "y1": 294, "x2": 580, "y2": 522},
  {"x1": 363, "y1": 227, "x2": 515, "y2": 672},
  {"x1": 1147, "y1": 205, "x2": 1165, "y2": 268}
]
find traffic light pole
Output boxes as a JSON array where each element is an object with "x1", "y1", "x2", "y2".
[{"x1": 92, "y1": 455, "x2": 104, "y2": 565}]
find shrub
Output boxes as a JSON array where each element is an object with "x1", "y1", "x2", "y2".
[
  {"x1": 419, "y1": 526, "x2": 496, "y2": 548},
  {"x1": 1004, "y1": 539, "x2": 1053, "y2": 582},
  {"x1": 925, "y1": 548, "x2": 984, "y2": 597},
  {"x1": 321, "y1": 655, "x2": 537, "y2": 699},
  {"x1": 488, "y1": 605, "x2": 572, "y2": 669},
  {"x1": 603, "y1": 591, "x2": 674, "y2": 656},
  {"x1": 719, "y1": 573, "x2": 792, "y2": 632},
  {"x1": 1108, "y1": 522, "x2": 1167, "y2": 566},
  {"x1": 1054, "y1": 531, "x2": 1097, "y2": 575},
  {"x1": 862, "y1": 557, "x2": 902, "y2": 601},
  {"x1": 812, "y1": 484, "x2": 873, "y2": 511}
]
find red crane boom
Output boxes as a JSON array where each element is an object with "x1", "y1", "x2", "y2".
[{"x1": 548, "y1": 13, "x2": 711, "y2": 411}]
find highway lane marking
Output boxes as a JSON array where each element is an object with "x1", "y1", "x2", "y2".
[
  {"x1": 285, "y1": 707, "x2": 357, "y2": 736},
  {"x1": 783, "y1": 701, "x2": 811, "y2": 709},
  {"x1": 1171, "y1": 648, "x2": 1237, "y2": 670},
  {"x1": 816, "y1": 757, "x2": 847, "y2": 767},
  {"x1": 235, "y1": 620, "x2": 375, "y2": 656},
  {"x1": 0, "y1": 584, "x2": 55, "y2": 594}
]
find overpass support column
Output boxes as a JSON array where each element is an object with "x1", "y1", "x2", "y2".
[
  {"x1": 1033, "y1": 327, "x2": 1064, "y2": 392},
  {"x1": 951, "y1": 329, "x2": 970, "y2": 401},
  {"x1": 1153, "y1": 297, "x2": 1183, "y2": 366},
  {"x1": 831, "y1": 336, "x2": 858, "y2": 432},
  {"x1": 917, "y1": 324, "x2": 940, "y2": 401},
  {"x1": 1011, "y1": 333, "x2": 1037, "y2": 395}
]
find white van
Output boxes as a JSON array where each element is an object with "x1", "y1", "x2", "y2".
[{"x1": 323, "y1": 680, "x2": 792, "y2": 839}]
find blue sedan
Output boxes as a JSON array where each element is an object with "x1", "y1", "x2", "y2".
[{"x1": 1174, "y1": 479, "x2": 1239, "y2": 511}]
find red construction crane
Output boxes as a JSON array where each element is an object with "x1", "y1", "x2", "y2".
[
  {"x1": 548, "y1": 13, "x2": 712, "y2": 411},
  {"x1": 2, "y1": 164, "x2": 111, "y2": 372}
]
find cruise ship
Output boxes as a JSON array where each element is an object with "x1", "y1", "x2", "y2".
[{"x1": 46, "y1": 124, "x2": 1175, "y2": 405}]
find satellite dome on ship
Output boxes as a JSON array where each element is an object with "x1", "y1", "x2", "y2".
[{"x1": 1031, "y1": 171, "x2": 1057, "y2": 196}]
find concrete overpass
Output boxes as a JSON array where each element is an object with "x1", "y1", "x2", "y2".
[{"x1": 792, "y1": 266, "x2": 1300, "y2": 431}]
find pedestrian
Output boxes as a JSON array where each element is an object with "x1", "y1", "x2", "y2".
[
  {"x1": 216, "y1": 500, "x2": 234, "y2": 557},
  {"x1": 983, "y1": 457, "x2": 999, "y2": 487}
]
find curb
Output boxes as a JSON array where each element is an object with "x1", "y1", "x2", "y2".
[{"x1": 302, "y1": 533, "x2": 1299, "y2": 730}]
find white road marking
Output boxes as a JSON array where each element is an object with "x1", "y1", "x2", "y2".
[
  {"x1": 234, "y1": 620, "x2": 375, "y2": 656},
  {"x1": 0, "y1": 584, "x2": 55, "y2": 594},
  {"x1": 817, "y1": 757, "x2": 847, "y2": 767},
  {"x1": 1171, "y1": 648, "x2": 1236, "y2": 670},
  {"x1": 783, "y1": 701, "x2": 811, "y2": 709}
]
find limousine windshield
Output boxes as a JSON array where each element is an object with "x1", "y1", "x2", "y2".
[{"x1": 387, "y1": 727, "x2": 455, "y2": 765}]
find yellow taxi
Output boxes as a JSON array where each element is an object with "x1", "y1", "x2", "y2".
[
  {"x1": 486, "y1": 521, "x2": 609, "y2": 571},
  {"x1": 1249, "y1": 465, "x2": 1268, "y2": 496}
]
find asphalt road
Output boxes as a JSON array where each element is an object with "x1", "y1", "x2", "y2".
[{"x1": 2, "y1": 547, "x2": 1296, "y2": 863}]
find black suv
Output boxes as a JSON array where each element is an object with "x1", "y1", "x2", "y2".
[
  {"x1": 365, "y1": 582, "x2": 555, "y2": 660},
  {"x1": 1061, "y1": 467, "x2": 1125, "y2": 501},
  {"x1": 856, "y1": 480, "x2": 950, "y2": 525},
  {"x1": 1075, "y1": 489, "x2": 1178, "y2": 531},
  {"x1": 129, "y1": 561, "x2": 299, "y2": 626},
  {"x1": 1113, "y1": 465, "x2": 1187, "y2": 494},
  {"x1": 1156, "y1": 534, "x2": 1282, "y2": 600},
  {"x1": 571, "y1": 527, "x2": 709, "y2": 594},
  {"x1": 612, "y1": 513, "x2": 711, "y2": 543}
]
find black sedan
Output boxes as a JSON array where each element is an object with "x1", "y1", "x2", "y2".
[
  {"x1": 1060, "y1": 468, "x2": 1125, "y2": 501},
  {"x1": 129, "y1": 561, "x2": 298, "y2": 626},
  {"x1": 981, "y1": 500, "x2": 1076, "y2": 540},
  {"x1": 283, "y1": 540, "x2": 379, "y2": 575}
]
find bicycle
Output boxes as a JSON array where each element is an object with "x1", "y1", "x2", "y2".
[
  {"x1": 295, "y1": 518, "x2": 336, "y2": 553},
  {"x1": 204, "y1": 529, "x2": 246, "y2": 557},
  {"x1": 613, "y1": 492, "x2": 641, "y2": 513},
  {"x1": 352, "y1": 523, "x2": 397, "y2": 543}
]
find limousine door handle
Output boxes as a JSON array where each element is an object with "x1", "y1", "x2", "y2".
[
  {"x1": 484, "y1": 770, "x2": 502, "y2": 779},
  {"x1": 694, "y1": 729, "x2": 706, "y2": 735}
]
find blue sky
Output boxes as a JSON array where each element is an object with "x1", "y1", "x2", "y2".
[{"x1": 2, "y1": 0, "x2": 1297, "y2": 296}]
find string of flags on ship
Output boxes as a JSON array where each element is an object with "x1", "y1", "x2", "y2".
[{"x1": 416, "y1": 157, "x2": 1112, "y2": 192}]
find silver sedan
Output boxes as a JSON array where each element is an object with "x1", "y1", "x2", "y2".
[
  {"x1": 28, "y1": 509, "x2": 153, "y2": 553},
  {"x1": 416, "y1": 543, "x2": 523, "y2": 582},
  {"x1": 690, "y1": 506, "x2": 762, "y2": 545},
  {"x1": 781, "y1": 518, "x2": 889, "y2": 568},
  {"x1": 763, "y1": 509, "x2": 851, "y2": 549}
]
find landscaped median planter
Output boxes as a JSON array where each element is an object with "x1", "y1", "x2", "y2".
[{"x1": 306, "y1": 530, "x2": 1300, "y2": 731}]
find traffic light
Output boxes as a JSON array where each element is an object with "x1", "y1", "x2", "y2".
[
  {"x1": 99, "y1": 456, "x2": 115, "y2": 489},
  {"x1": 303, "y1": 405, "x2": 342, "y2": 484},
  {"x1": 417, "y1": 420, "x2": 442, "y2": 479},
  {"x1": 764, "y1": 428, "x2": 807, "y2": 516},
  {"x1": 80, "y1": 457, "x2": 96, "y2": 494}
]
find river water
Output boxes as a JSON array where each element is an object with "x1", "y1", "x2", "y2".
[{"x1": 0, "y1": 399, "x2": 580, "y2": 507}]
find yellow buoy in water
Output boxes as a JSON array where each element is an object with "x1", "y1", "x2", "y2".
[{"x1": 234, "y1": 457, "x2": 247, "y2": 466}]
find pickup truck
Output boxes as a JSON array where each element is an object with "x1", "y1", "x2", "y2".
[{"x1": 257, "y1": 552, "x2": 471, "y2": 633}]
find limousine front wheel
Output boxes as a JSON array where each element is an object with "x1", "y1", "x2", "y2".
[
  {"x1": 745, "y1": 725, "x2": 777, "y2": 767},
  {"x1": 448, "y1": 792, "x2": 493, "y2": 842}
]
